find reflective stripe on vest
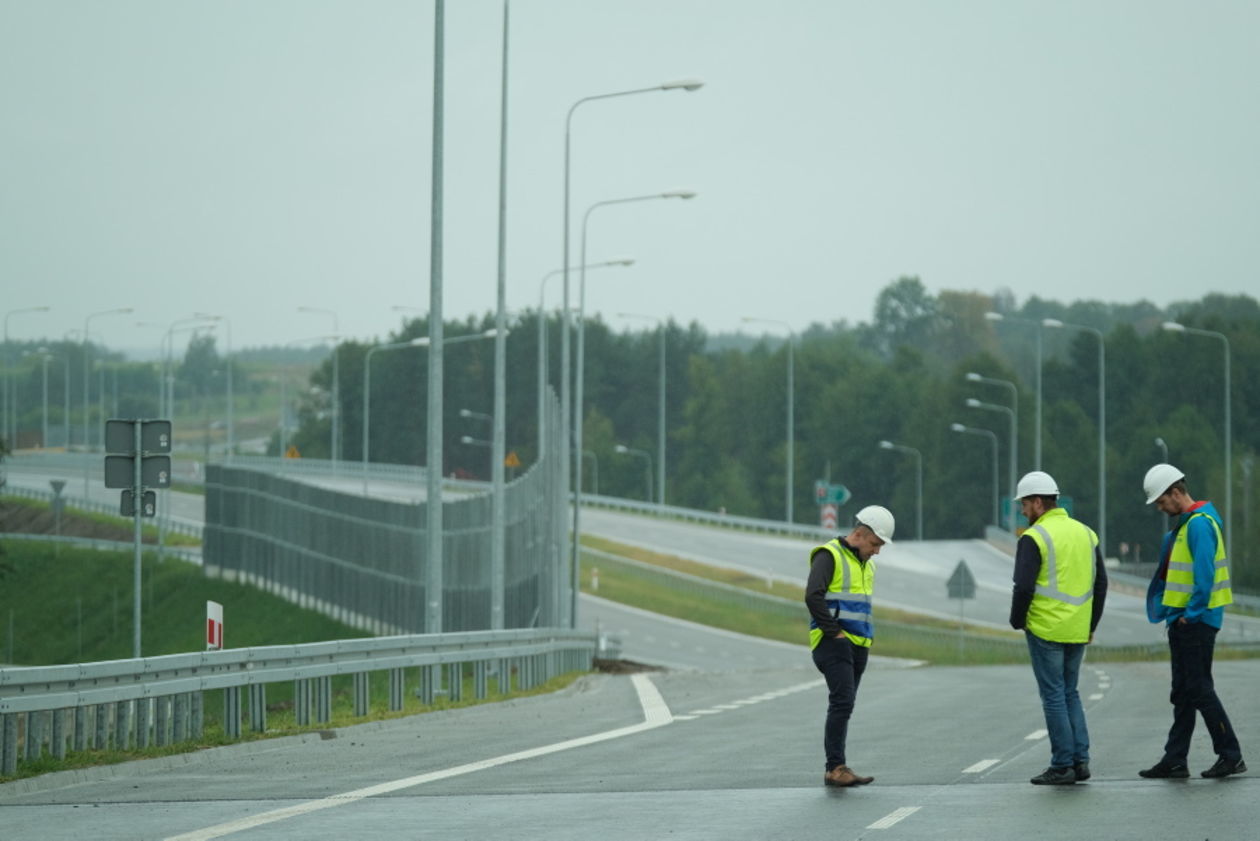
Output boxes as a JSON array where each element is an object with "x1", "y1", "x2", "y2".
[
  {"x1": 1162, "y1": 512, "x2": 1233, "y2": 609},
  {"x1": 808, "y1": 539, "x2": 874, "y2": 649},
  {"x1": 1023, "y1": 508, "x2": 1096, "y2": 643}
]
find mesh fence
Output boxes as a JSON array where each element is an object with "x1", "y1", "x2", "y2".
[{"x1": 203, "y1": 392, "x2": 568, "y2": 633}]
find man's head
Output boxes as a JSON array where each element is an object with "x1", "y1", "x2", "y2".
[
  {"x1": 1144, "y1": 463, "x2": 1190, "y2": 516},
  {"x1": 849, "y1": 504, "x2": 895, "y2": 560},
  {"x1": 1016, "y1": 470, "x2": 1059, "y2": 524}
]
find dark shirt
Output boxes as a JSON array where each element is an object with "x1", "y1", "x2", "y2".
[
  {"x1": 805, "y1": 539, "x2": 865, "y2": 639},
  {"x1": 1010, "y1": 534, "x2": 1108, "y2": 632}
]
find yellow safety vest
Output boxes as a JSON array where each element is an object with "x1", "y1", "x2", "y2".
[
  {"x1": 1022, "y1": 507, "x2": 1097, "y2": 643},
  {"x1": 1162, "y1": 512, "x2": 1232, "y2": 609},
  {"x1": 808, "y1": 539, "x2": 874, "y2": 650}
]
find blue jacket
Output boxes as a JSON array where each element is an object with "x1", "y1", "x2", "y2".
[{"x1": 1146, "y1": 501, "x2": 1225, "y2": 629}]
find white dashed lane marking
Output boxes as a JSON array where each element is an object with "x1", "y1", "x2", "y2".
[
  {"x1": 867, "y1": 807, "x2": 921, "y2": 830},
  {"x1": 1025, "y1": 729, "x2": 1048, "y2": 741},
  {"x1": 962, "y1": 759, "x2": 1001, "y2": 773}
]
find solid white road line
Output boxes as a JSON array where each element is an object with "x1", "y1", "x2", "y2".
[
  {"x1": 164, "y1": 673, "x2": 671, "y2": 841},
  {"x1": 1089, "y1": 693, "x2": 1104, "y2": 700},
  {"x1": 867, "y1": 806, "x2": 921, "y2": 830},
  {"x1": 962, "y1": 759, "x2": 1001, "y2": 774},
  {"x1": 1024, "y1": 729, "x2": 1048, "y2": 741}
]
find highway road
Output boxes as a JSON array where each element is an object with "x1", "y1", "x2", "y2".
[
  {"x1": 2, "y1": 639, "x2": 1256, "y2": 840},
  {"x1": 4, "y1": 458, "x2": 1259, "y2": 839}
]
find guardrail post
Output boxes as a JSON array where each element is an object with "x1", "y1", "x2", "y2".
[
  {"x1": 418, "y1": 666, "x2": 434, "y2": 706},
  {"x1": 24, "y1": 711, "x2": 41, "y2": 761},
  {"x1": 74, "y1": 707, "x2": 87, "y2": 751},
  {"x1": 388, "y1": 668, "x2": 404, "y2": 712},
  {"x1": 136, "y1": 698, "x2": 150, "y2": 748},
  {"x1": 115, "y1": 701, "x2": 132, "y2": 750},
  {"x1": 155, "y1": 696, "x2": 170, "y2": 746},
  {"x1": 49, "y1": 710, "x2": 66, "y2": 760},
  {"x1": 249, "y1": 685, "x2": 267, "y2": 732},
  {"x1": 192, "y1": 691, "x2": 204, "y2": 739},
  {"x1": 294, "y1": 680, "x2": 311, "y2": 726},
  {"x1": 353, "y1": 673, "x2": 369, "y2": 717},
  {"x1": 94, "y1": 703, "x2": 109, "y2": 749},
  {"x1": 448, "y1": 664, "x2": 463, "y2": 702},
  {"x1": 223, "y1": 687, "x2": 242, "y2": 739},
  {"x1": 474, "y1": 661, "x2": 488, "y2": 700},
  {"x1": 315, "y1": 676, "x2": 331, "y2": 724},
  {"x1": 1, "y1": 714, "x2": 16, "y2": 774},
  {"x1": 173, "y1": 694, "x2": 188, "y2": 743}
]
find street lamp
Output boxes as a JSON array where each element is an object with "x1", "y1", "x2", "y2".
[
  {"x1": 82, "y1": 307, "x2": 132, "y2": 494},
  {"x1": 281, "y1": 334, "x2": 340, "y2": 459},
  {"x1": 4, "y1": 305, "x2": 50, "y2": 447},
  {"x1": 743, "y1": 316, "x2": 796, "y2": 523},
  {"x1": 39, "y1": 349, "x2": 52, "y2": 448},
  {"x1": 459, "y1": 435, "x2": 493, "y2": 478},
  {"x1": 614, "y1": 443, "x2": 653, "y2": 502},
  {"x1": 561, "y1": 78, "x2": 703, "y2": 629},
  {"x1": 619, "y1": 312, "x2": 668, "y2": 507},
  {"x1": 362, "y1": 337, "x2": 429, "y2": 491},
  {"x1": 297, "y1": 307, "x2": 341, "y2": 468},
  {"x1": 967, "y1": 397, "x2": 1018, "y2": 534},
  {"x1": 572, "y1": 190, "x2": 695, "y2": 618},
  {"x1": 193, "y1": 313, "x2": 235, "y2": 461},
  {"x1": 878, "y1": 440, "x2": 922, "y2": 540},
  {"x1": 537, "y1": 259, "x2": 633, "y2": 457},
  {"x1": 1043, "y1": 318, "x2": 1107, "y2": 556},
  {"x1": 984, "y1": 312, "x2": 1043, "y2": 469},
  {"x1": 951, "y1": 423, "x2": 1000, "y2": 527},
  {"x1": 1163, "y1": 321, "x2": 1232, "y2": 561}
]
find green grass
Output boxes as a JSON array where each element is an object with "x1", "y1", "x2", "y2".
[
  {"x1": 578, "y1": 536, "x2": 1259, "y2": 666},
  {"x1": 1, "y1": 496, "x2": 201, "y2": 547}
]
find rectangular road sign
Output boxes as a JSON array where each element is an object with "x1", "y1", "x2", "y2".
[
  {"x1": 105, "y1": 454, "x2": 171, "y2": 489},
  {"x1": 120, "y1": 489, "x2": 157, "y2": 517},
  {"x1": 106, "y1": 419, "x2": 173, "y2": 454}
]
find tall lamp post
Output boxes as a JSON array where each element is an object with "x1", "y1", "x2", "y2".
[
  {"x1": 297, "y1": 307, "x2": 341, "y2": 468},
  {"x1": 951, "y1": 423, "x2": 999, "y2": 527},
  {"x1": 537, "y1": 259, "x2": 633, "y2": 457},
  {"x1": 362, "y1": 337, "x2": 430, "y2": 491},
  {"x1": 614, "y1": 443, "x2": 653, "y2": 502},
  {"x1": 1163, "y1": 321, "x2": 1232, "y2": 561},
  {"x1": 1043, "y1": 318, "x2": 1107, "y2": 555},
  {"x1": 984, "y1": 312, "x2": 1043, "y2": 469},
  {"x1": 742, "y1": 317, "x2": 796, "y2": 523},
  {"x1": 4, "y1": 305, "x2": 51, "y2": 447},
  {"x1": 967, "y1": 397, "x2": 1018, "y2": 534},
  {"x1": 82, "y1": 307, "x2": 133, "y2": 495},
  {"x1": 618, "y1": 311, "x2": 668, "y2": 507},
  {"x1": 561, "y1": 78, "x2": 702, "y2": 629},
  {"x1": 194, "y1": 313, "x2": 235, "y2": 461},
  {"x1": 572, "y1": 190, "x2": 694, "y2": 623},
  {"x1": 878, "y1": 440, "x2": 922, "y2": 540}
]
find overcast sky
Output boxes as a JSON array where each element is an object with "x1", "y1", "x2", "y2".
[{"x1": 3, "y1": 0, "x2": 1258, "y2": 353}]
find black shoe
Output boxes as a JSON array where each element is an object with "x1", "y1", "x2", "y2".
[
  {"x1": 1030, "y1": 766, "x2": 1076, "y2": 785},
  {"x1": 1074, "y1": 762, "x2": 1090, "y2": 782},
  {"x1": 1139, "y1": 761, "x2": 1189, "y2": 779},
  {"x1": 1201, "y1": 757, "x2": 1247, "y2": 779}
]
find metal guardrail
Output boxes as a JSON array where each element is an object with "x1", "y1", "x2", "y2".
[
  {"x1": 0, "y1": 628, "x2": 596, "y2": 776},
  {"x1": 2, "y1": 484, "x2": 203, "y2": 540},
  {"x1": 581, "y1": 492, "x2": 834, "y2": 541}
]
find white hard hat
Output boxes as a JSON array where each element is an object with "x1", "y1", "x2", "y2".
[
  {"x1": 1015, "y1": 471, "x2": 1060, "y2": 499},
  {"x1": 1144, "y1": 463, "x2": 1185, "y2": 504},
  {"x1": 854, "y1": 505, "x2": 895, "y2": 543}
]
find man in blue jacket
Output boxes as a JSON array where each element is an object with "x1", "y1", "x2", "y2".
[{"x1": 1138, "y1": 463, "x2": 1246, "y2": 779}]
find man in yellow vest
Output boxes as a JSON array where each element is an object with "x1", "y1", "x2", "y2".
[
  {"x1": 1009, "y1": 471, "x2": 1108, "y2": 785},
  {"x1": 806, "y1": 504, "x2": 894, "y2": 787},
  {"x1": 1138, "y1": 463, "x2": 1245, "y2": 779}
]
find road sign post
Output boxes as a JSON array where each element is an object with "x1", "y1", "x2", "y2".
[
  {"x1": 105, "y1": 418, "x2": 171, "y2": 658},
  {"x1": 946, "y1": 559, "x2": 977, "y2": 660}
]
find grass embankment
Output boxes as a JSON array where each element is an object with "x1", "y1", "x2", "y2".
[
  {"x1": 577, "y1": 535, "x2": 1252, "y2": 665},
  {"x1": 0, "y1": 540, "x2": 580, "y2": 782},
  {"x1": 1, "y1": 496, "x2": 201, "y2": 547}
]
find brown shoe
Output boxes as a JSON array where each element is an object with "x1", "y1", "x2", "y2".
[{"x1": 824, "y1": 765, "x2": 874, "y2": 787}]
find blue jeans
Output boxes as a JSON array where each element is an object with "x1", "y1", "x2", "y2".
[{"x1": 1025, "y1": 631, "x2": 1089, "y2": 768}]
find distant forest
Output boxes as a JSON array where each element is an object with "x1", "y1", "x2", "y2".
[{"x1": 4, "y1": 280, "x2": 1256, "y2": 584}]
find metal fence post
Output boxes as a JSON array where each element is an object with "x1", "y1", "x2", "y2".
[
  {"x1": 115, "y1": 701, "x2": 132, "y2": 750},
  {"x1": 155, "y1": 696, "x2": 170, "y2": 746},
  {"x1": 248, "y1": 685, "x2": 266, "y2": 733},
  {"x1": 172, "y1": 694, "x2": 188, "y2": 743},
  {"x1": 191, "y1": 692, "x2": 204, "y2": 739},
  {"x1": 388, "y1": 668, "x2": 404, "y2": 712},
  {"x1": 223, "y1": 687, "x2": 241, "y2": 739},
  {"x1": 315, "y1": 676, "x2": 331, "y2": 724},
  {"x1": 1, "y1": 714, "x2": 17, "y2": 774},
  {"x1": 353, "y1": 673, "x2": 369, "y2": 717},
  {"x1": 136, "y1": 698, "x2": 150, "y2": 748}
]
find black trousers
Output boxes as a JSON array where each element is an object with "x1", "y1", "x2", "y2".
[
  {"x1": 1163, "y1": 620, "x2": 1242, "y2": 763},
  {"x1": 811, "y1": 634, "x2": 869, "y2": 770}
]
